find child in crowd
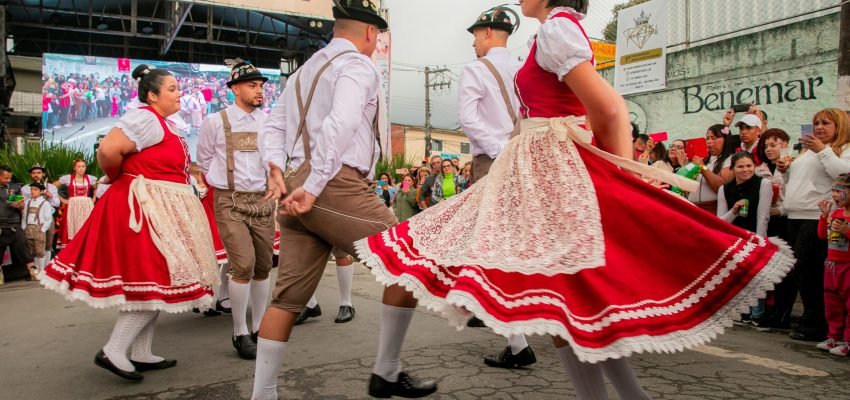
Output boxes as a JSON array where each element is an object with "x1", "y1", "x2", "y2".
[
  {"x1": 817, "y1": 173, "x2": 850, "y2": 356},
  {"x1": 22, "y1": 183, "x2": 54, "y2": 279}
]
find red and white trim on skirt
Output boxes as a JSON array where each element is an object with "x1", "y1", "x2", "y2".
[
  {"x1": 40, "y1": 258, "x2": 215, "y2": 313},
  {"x1": 355, "y1": 231, "x2": 794, "y2": 364}
]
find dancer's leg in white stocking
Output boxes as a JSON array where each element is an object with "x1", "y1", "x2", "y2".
[
  {"x1": 219, "y1": 263, "x2": 231, "y2": 308},
  {"x1": 251, "y1": 338, "x2": 288, "y2": 400},
  {"x1": 130, "y1": 311, "x2": 164, "y2": 363},
  {"x1": 600, "y1": 358, "x2": 653, "y2": 400},
  {"x1": 306, "y1": 294, "x2": 318, "y2": 309},
  {"x1": 373, "y1": 304, "x2": 415, "y2": 382},
  {"x1": 555, "y1": 344, "x2": 609, "y2": 400},
  {"x1": 230, "y1": 279, "x2": 251, "y2": 336},
  {"x1": 103, "y1": 311, "x2": 158, "y2": 372},
  {"x1": 250, "y1": 278, "x2": 271, "y2": 334},
  {"x1": 507, "y1": 334, "x2": 529, "y2": 354}
]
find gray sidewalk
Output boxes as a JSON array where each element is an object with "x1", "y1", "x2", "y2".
[{"x1": 2, "y1": 263, "x2": 849, "y2": 399}]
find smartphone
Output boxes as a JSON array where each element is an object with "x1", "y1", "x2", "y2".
[
  {"x1": 685, "y1": 138, "x2": 709, "y2": 160},
  {"x1": 402, "y1": 181, "x2": 410, "y2": 190},
  {"x1": 732, "y1": 104, "x2": 751, "y2": 113},
  {"x1": 649, "y1": 132, "x2": 668, "y2": 142},
  {"x1": 801, "y1": 123, "x2": 814, "y2": 139},
  {"x1": 395, "y1": 168, "x2": 405, "y2": 175}
]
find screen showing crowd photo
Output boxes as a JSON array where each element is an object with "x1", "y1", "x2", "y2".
[{"x1": 41, "y1": 53, "x2": 283, "y2": 157}]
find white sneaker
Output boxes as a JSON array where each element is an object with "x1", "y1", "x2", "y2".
[
  {"x1": 829, "y1": 342, "x2": 850, "y2": 357},
  {"x1": 817, "y1": 338, "x2": 838, "y2": 351}
]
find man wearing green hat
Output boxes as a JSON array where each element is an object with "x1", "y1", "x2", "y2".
[
  {"x1": 457, "y1": 5, "x2": 538, "y2": 370},
  {"x1": 255, "y1": 1, "x2": 435, "y2": 399},
  {"x1": 197, "y1": 59, "x2": 275, "y2": 360}
]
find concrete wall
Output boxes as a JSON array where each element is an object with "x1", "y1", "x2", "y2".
[{"x1": 601, "y1": 13, "x2": 840, "y2": 141}]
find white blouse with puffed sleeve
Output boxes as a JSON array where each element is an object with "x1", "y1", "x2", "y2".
[
  {"x1": 535, "y1": 7, "x2": 595, "y2": 81},
  {"x1": 114, "y1": 108, "x2": 171, "y2": 152}
]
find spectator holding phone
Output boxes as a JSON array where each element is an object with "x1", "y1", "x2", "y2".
[
  {"x1": 375, "y1": 172, "x2": 397, "y2": 208},
  {"x1": 717, "y1": 151, "x2": 773, "y2": 327},
  {"x1": 687, "y1": 124, "x2": 736, "y2": 212},
  {"x1": 416, "y1": 167, "x2": 431, "y2": 209},
  {"x1": 393, "y1": 175, "x2": 420, "y2": 222},
  {"x1": 778, "y1": 108, "x2": 850, "y2": 342},
  {"x1": 816, "y1": 174, "x2": 850, "y2": 356}
]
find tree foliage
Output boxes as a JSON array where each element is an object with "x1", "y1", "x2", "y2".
[{"x1": 602, "y1": 0, "x2": 652, "y2": 42}]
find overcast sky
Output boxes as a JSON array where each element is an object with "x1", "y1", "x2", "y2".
[{"x1": 383, "y1": 0, "x2": 619, "y2": 129}]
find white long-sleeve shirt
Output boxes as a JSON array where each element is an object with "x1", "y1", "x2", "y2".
[
  {"x1": 22, "y1": 182, "x2": 60, "y2": 208},
  {"x1": 783, "y1": 145, "x2": 850, "y2": 220},
  {"x1": 458, "y1": 47, "x2": 521, "y2": 159},
  {"x1": 196, "y1": 105, "x2": 268, "y2": 192},
  {"x1": 260, "y1": 38, "x2": 381, "y2": 197},
  {"x1": 717, "y1": 178, "x2": 772, "y2": 237},
  {"x1": 22, "y1": 197, "x2": 54, "y2": 232}
]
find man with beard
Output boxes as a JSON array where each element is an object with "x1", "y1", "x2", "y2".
[{"x1": 197, "y1": 60, "x2": 274, "y2": 360}]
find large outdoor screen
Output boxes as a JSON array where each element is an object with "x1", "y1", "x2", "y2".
[{"x1": 41, "y1": 53, "x2": 283, "y2": 157}]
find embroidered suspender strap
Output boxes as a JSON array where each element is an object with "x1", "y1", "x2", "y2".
[
  {"x1": 220, "y1": 110, "x2": 237, "y2": 190},
  {"x1": 288, "y1": 50, "x2": 357, "y2": 167},
  {"x1": 477, "y1": 58, "x2": 519, "y2": 138}
]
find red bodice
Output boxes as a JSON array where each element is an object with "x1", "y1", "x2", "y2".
[{"x1": 120, "y1": 106, "x2": 190, "y2": 185}]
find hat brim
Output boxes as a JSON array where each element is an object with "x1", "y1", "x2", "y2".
[
  {"x1": 226, "y1": 75, "x2": 269, "y2": 88},
  {"x1": 333, "y1": 7, "x2": 388, "y2": 30},
  {"x1": 467, "y1": 21, "x2": 514, "y2": 34},
  {"x1": 735, "y1": 121, "x2": 760, "y2": 129},
  {"x1": 28, "y1": 167, "x2": 45, "y2": 173}
]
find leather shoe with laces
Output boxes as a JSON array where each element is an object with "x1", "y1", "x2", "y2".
[
  {"x1": 368, "y1": 371, "x2": 437, "y2": 398},
  {"x1": 483, "y1": 346, "x2": 537, "y2": 369},
  {"x1": 94, "y1": 350, "x2": 144, "y2": 381},
  {"x1": 334, "y1": 305, "x2": 355, "y2": 323},
  {"x1": 294, "y1": 304, "x2": 322, "y2": 325},
  {"x1": 232, "y1": 334, "x2": 257, "y2": 359}
]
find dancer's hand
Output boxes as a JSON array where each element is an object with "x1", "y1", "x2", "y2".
[
  {"x1": 264, "y1": 162, "x2": 287, "y2": 201},
  {"x1": 281, "y1": 187, "x2": 316, "y2": 216}
]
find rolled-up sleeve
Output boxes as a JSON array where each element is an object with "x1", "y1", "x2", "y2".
[{"x1": 303, "y1": 59, "x2": 378, "y2": 197}]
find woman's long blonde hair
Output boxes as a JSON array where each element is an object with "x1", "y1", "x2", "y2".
[{"x1": 813, "y1": 108, "x2": 850, "y2": 157}]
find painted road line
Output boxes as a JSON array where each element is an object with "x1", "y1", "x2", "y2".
[{"x1": 693, "y1": 345, "x2": 829, "y2": 377}]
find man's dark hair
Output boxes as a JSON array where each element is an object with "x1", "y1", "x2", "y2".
[
  {"x1": 547, "y1": 0, "x2": 589, "y2": 14},
  {"x1": 0, "y1": 165, "x2": 12, "y2": 174},
  {"x1": 631, "y1": 122, "x2": 640, "y2": 140}
]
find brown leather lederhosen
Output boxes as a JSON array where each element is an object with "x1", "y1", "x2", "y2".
[
  {"x1": 270, "y1": 50, "x2": 398, "y2": 313},
  {"x1": 213, "y1": 108, "x2": 275, "y2": 281},
  {"x1": 470, "y1": 58, "x2": 518, "y2": 184},
  {"x1": 24, "y1": 200, "x2": 47, "y2": 258}
]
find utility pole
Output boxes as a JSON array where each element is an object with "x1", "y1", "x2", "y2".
[
  {"x1": 839, "y1": 0, "x2": 850, "y2": 111},
  {"x1": 424, "y1": 66, "x2": 452, "y2": 158}
]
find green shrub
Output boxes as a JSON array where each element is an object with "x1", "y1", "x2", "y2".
[
  {"x1": 374, "y1": 153, "x2": 419, "y2": 184},
  {"x1": 0, "y1": 142, "x2": 101, "y2": 183}
]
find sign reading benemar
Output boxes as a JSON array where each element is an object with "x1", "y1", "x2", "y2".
[{"x1": 683, "y1": 76, "x2": 825, "y2": 114}]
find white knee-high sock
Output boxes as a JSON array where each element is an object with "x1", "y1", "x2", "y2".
[
  {"x1": 219, "y1": 263, "x2": 230, "y2": 306},
  {"x1": 373, "y1": 304, "x2": 415, "y2": 382},
  {"x1": 507, "y1": 334, "x2": 529, "y2": 354},
  {"x1": 130, "y1": 311, "x2": 164, "y2": 363},
  {"x1": 250, "y1": 279, "x2": 270, "y2": 333},
  {"x1": 34, "y1": 257, "x2": 45, "y2": 273},
  {"x1": 103, "y1": 310, "x2": 158, "y2": 372},
  {"x1": 306, "y1": 294, "x2": 318, "y2": 309},
  {"x1": 230, "y1": 279, "x2": 251, "y2": 336},
  {"x1": 600, "y1": 358, "x2": 653, "y2": 400},
  {"x1": 251, "y1": 338, "x2": 288, "y2": 400},
  {"x1": 556, "y1": 345, "x2": 609, "y2": 400},
  {"x1": 337, "y1": 266, "x2": 353, "y2": 307},
  {"x1": 44, "y1": 250, "x2": 52, "y2": 263}
]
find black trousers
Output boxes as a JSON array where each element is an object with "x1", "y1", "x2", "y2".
[
  {"x1": 784, "y1": 219, "x2": 828, "y2": 332},
  {"x1": 0, "y1": 226, "x2": 34, "y2": 267}
]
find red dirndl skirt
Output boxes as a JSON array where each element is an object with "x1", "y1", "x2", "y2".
[
  {"x1": 355, "y1": 118, "x2": 794, "y2": 363},
  {"x1": 201, "y1": 184, "x2": 228, "y2": 264}
]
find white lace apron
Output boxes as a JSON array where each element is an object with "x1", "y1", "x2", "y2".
[
  {"x1": 66, "y1": 197, "x2": 94, "y2": 241},
  {"x1": 127, "y1": 174, "x2": 219, "y2": 287},
  {"x1": 407, "y1": 117, "x2": 699, "y2": 277}
]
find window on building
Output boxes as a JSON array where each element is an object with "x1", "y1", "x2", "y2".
[
  {"x1": 431, "y1": 139, "x2": 443, "y2": 152},
  {"x1": 460, "y1": 142, "x2": 470, "y2": 154}
]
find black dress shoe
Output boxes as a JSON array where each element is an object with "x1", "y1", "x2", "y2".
[
  {"x1": 232, "y1": 334, "x2": 257, "y2": 359},
  {"x1": 202, "y1": 308, "x2": 222, "y2": 317},
  {"x1": 216, "y1": 299, "x2": 232, "y2": 313},
  {"x1": 94, "y1": 350, "x2": 144, "y2": 381},
  {"x1": 294, "y1": 304, "x2": 322, "y2": 325},
  {"x1": 251, "y1": 331, "x2": 259, "y2": 343},
  {"x1": 368, "y1": 372, "x2": 437, "y2": 398},
  {"x1": 789, "y1": 329, "x2": 826, "y2": 342},
  {"x1": 483, "y1": 346, "x2": 537, "y2": 369},
  {"x1": 466, "y1": 316, "x2": 486, "y2": 328},
  {"x1": 131, "y1": 359, "x2": 177, "y2": 372},
  {"x1": 334, "y1": 305, "x2": 355, "y2": 323}
]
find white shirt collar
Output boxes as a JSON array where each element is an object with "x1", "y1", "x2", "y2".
[
  {"x1": 327, "y1": 38, "x2": 359, "y2": 53},
  {"x1": 229, "y1": 104, "x2": 261, "y2": 121},
  {"x1": 547, "y1": 7, "x2": 586, "y2": 21},
  {"x1": 486, "y1": 47, "x2": 511, "y2": 58}
]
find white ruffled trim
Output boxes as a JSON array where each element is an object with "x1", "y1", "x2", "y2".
[
  {"x1": 39, "y1": 263, "x2": 215, "y2": 314},
  {"x1": 355, "y1": 236, "x2": 795, "y2": 363}
]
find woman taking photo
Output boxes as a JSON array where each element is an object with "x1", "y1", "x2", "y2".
[
  {"x1": 355, "y1": 1, "x2": 793, "y2": 398},
  {"x1": 415, "y1": 167, "x2": 431, "y2": 210},
  {"x1": 40, "y1": 64, "x2": 218, "y2": 382},
  {"x1": 393, "y1": 174, "x2": 420, "y2": 222},
  {"x1": 54, "y1": 159, "x2": 97, "y2": 248},
  {"x1": 687, "y1": 124, "x2": 736, "y2": 212},
  {"x1": 375, "y1": 172, "x2": 397, "y2": 208},
  {"x1": 667, "y1": 139, "x2": 687, "y2": 173},
  {"x1": 778, "y1": 108, "x2": 850, "y2": 341}
]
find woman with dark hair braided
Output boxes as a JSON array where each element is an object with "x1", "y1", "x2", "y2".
[{"x1": 39, "y1": 64, "x2": 219, "y2": 381}]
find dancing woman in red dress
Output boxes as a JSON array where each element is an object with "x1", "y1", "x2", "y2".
[
  {"x1": 40, "y1": 64, "x2": 218, "y2": 381},
  {"x1": 355, "y1": 1, "x2": 795, "y2": 398}
]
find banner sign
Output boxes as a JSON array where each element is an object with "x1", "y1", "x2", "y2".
[{"x1": 614, "y1": 0, "x2": 667, "y2": 95}]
